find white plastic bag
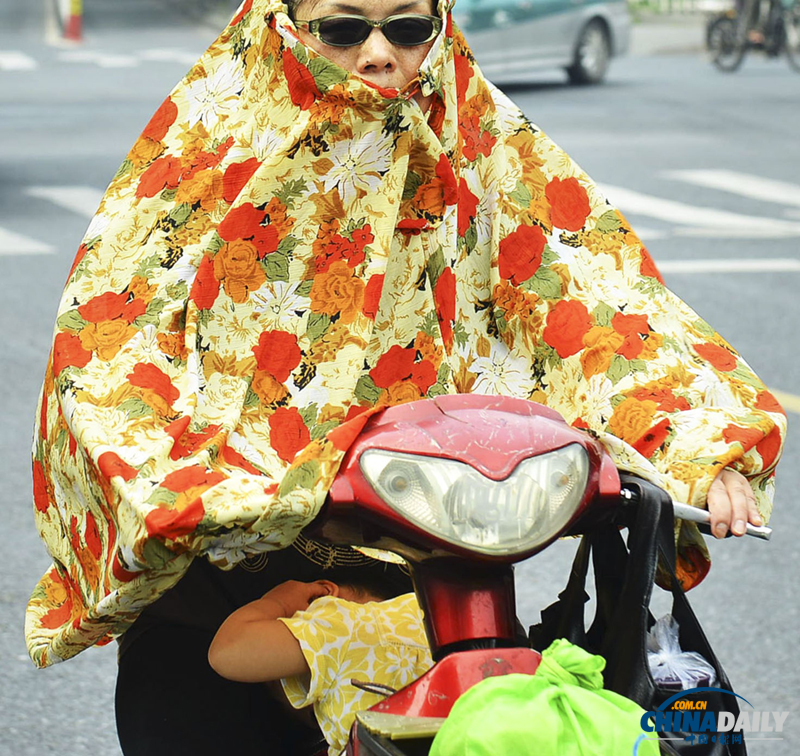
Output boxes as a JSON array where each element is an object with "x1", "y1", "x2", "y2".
[{"x1": 646, "y1": 614, "x2": 717, "y2": 690}]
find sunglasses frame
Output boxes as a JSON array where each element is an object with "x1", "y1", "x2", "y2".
[{"x1": 295, "y1": 13, "x2": 443, "y2": 47}]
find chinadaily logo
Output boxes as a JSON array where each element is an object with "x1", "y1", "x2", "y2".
[{"x1": 634, "y1": 687, "x2": 789, "y2": 751}]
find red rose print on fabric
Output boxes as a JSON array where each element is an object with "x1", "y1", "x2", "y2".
[
  {"x1": 454, "y1": 51, "x2": 473, "y2": 106},
  {"x1": 545, "y1": 176, "x2": 591, "y2": 231},
  {"x1": 410, "y1": 360, "x2": 437, "y2": 394},
  {"x1": 434, "y1": 266, "x2": 456, "y2": 347},
  {"x1": 142, "y1": 98, "x2": 178, "y2": 142},
  {"x1": 145, "y1": 501, "x2": 206, "y2": 540},
  {"x1": 362, "y1": 274, "x2": 385, "y2": 320},
  {"x1": 639, "y1": 248, "x2": 665, "y2": 284},
  {"x1": 370, "y1": 345, "x2": 417, "y2": 388},
  {"x1": 612, "y1": 312, "x2": 650, "y2": 360},
  {"x1": 461, "y1": 116, "x2": 497, "y2": 162},
  {"x1": 756, "y1": 425, "x2": 782, "y2": 469},
  {"x1": 33, "y1": 460, "x2": 52, "y2": 513},
  {"x1": 127, "y1": 363, "x2": 180, "y2": 407},
  {"x1": 755, "y1": 390, "x2": 785, "y2": 415},
  {"x1": 218, "y1": 202, "x2": 278, "y2": 256},
  {"x1": 223, "y1": 158, "x2": 262, "y2": 204},
  {"x1": 543, "y1": 300, "x2": 593, "y2": 358},
  {"x1": 146, "y1": 466, "x2": 226, "y2": 539},
  {"x1": 283, "y1": 50, "x2": 321, "y2": 110},
  {"x1": 231, "y1": 0, "x2": 253, "y2": 26},
  {"x1": 269, "y1": 407, "x2": 311, "y2": 463},
  {"x1": 722, "y1": 424, "x2": 765, "y2": 449},
  {"x1": 220, "y1": 444, "x2": 263, "y2": 476},
  {"x1": 78, "y1": 291, "x2": 146, "y2": 324},
  {"x1": 253, "y1": 330, "x2": 302, "y2": 382},
  {"x1": 53, "y1": 332, "x2": 93, "y2": 374},
  {"x1": 633, "y1": 418, "x2": 671, "y2": 458},
  {"x1": 694, "y1": 343, "x2": 737, "y2": 372},
  {"x1": 457, "y1": 178, "x2": 479, "y2": 236},
  {"x1": 97, "y1": 452, "x2": 138, "y2": 482},
  {"x1": 498, "y1": 224, "x2": 547, "y2": 285},
  {"x1": 165, "y1": 417, "x2": 223, "y2": 461},
  {"x1": 190, "y1": 254, "x2": 221, "y2": 310},
  {"x1": 136, "y1": 156, "x2": 184, "y2": 199}
]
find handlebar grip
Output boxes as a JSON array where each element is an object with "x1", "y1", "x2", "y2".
[
  {"x1": 619, "y1": 482, "x2": 772, "y2": 541},
  {"x1": 671, "y1": 502, "x2": 772, "y2": 541}
]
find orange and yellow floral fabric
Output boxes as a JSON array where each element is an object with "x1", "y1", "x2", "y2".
[{"x1": 26, "y1": 0, "x2": 785, "y2": 667}]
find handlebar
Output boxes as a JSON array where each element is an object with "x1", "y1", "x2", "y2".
[
  {"x1": 671, "y1": 501, "x2": 772, "y2": 541},
  {"x1": 619, "y1": 483, "x2": 772, "y2": 541}
]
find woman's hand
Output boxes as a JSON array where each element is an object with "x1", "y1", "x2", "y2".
[{"x1": 706, "y1": 468, "x2": 762, "y2": 538}]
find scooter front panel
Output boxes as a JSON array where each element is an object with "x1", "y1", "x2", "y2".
[{"x1": 370, "y1": 647, "x2": 542, "y2": 719}]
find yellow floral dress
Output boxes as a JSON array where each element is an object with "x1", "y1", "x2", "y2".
[
  {"x1": 280, "y1": 593, "x2": 432, "y2": 754},
  {"x1": 26, "y1": 0, "x2": 786, "y2": 667}
]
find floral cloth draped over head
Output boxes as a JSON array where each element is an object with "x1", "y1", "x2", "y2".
[{"x1": 27, "y1": 0, "x2": 785, "y2": 666}]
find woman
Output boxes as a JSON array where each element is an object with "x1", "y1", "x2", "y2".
[{"x1": 26, "y1": 0, "x2": 785, "y2": 752}]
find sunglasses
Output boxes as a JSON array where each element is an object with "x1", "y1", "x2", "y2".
[{"x1": 295, "y1": 13, "x2": 442, "y2": 47}]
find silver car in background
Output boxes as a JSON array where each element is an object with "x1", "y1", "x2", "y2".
[{"x1": 454, "y1": 0, "x2": 631, "y2": 84}]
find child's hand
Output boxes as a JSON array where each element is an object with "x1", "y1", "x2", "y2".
[{"x1": 262, "y1": 580, "x2": 332, "y2": 617}]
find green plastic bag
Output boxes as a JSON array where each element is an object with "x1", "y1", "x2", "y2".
[{"x1": 430, "y1": 639, "x2": 659, "y2": 756}]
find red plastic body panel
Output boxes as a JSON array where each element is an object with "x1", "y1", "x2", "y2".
[
  {"x1": 325, "y1": 395, "x2": 622, "y2": 562},
  {"x1": 410, "y1": 562, "x2": 517, "y2": 655},
  {"x1": 347, "y1": 394, "x2": 583, "y2": 480},
  {"x1": 372, "y1": 647, "x2": 542, "y2": 718},
  {"x1": 345, "y1": 648, "x2": 543, "y2": 755}
]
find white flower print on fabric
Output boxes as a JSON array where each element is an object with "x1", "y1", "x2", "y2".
[
  {"x1": 322, "y1": 130, "x2": 393, "y2": 205},
  {"x1": 184, "y1": 59, "x2": 246, "y2": 129}
]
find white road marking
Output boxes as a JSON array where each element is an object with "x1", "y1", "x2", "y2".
[
  {"x1": 663, "y1": 169, "x2": 800, "y2": 209},
  {"x1": 628, "y1": 226, "x2": 670, "y2": 241},
  {"x1": 657, "y1": 258, "x2": 800, "y2": 274},
  {"x1": 54, "y1": 48, "x2": 199, "y2": 69},
  {"x1": 26, "y1": 186, "x2": 103, "y2": 218},
  {"x1": 0, "y1": 227, "x2": 55, "y2": 256},
  {"x1": 0, "y1": 51, "x2": 38, "y2": 71},
  {"x1": 58, "y1": 50, "x2": 139, "y2": 68},
  {"x1": 599, "y1": 183, "x2": 800, "y2": 239},
  {"x1": 138, "y1": 49, "x2": 199, "y2": 65}
]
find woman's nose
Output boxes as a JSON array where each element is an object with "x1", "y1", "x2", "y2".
[{"x1": 356, "y1": 27, "x2": 396, "y2": 73}]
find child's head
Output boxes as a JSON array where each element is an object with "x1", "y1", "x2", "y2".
[{"x1": 311, "y1": 567, "x2": 406, "y2": 605}]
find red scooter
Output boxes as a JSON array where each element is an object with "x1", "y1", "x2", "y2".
[{"x1": 303, "y1": 394, "x2": 768, "y2": 755}]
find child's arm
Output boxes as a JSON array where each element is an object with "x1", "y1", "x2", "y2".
[{"x1": 208, "y1": 580, "x2": 329, "y2": 683}]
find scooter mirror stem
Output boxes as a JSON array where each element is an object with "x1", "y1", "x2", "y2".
[{"x1": 671, "y1": 501, "x2": 772, "y2": 541}]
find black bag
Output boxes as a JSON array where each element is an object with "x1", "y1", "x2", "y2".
[{"x1": 529, "y1": 476, "x2": 746, "y2": 756}]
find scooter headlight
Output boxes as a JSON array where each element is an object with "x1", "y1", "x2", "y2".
[{"x1": 359, "y1": 444, "x2": 589, "y2": 556}]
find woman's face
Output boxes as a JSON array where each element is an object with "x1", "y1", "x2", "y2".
[{"x1": 293, "y1": 0, "x2": 437, "y2": 94}]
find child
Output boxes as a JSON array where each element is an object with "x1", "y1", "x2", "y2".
[{"x1": 208, "y1": 570, "x2": 433, "y2": 755}]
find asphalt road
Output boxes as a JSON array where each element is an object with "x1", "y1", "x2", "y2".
[{"x1": 1, "y1": 2, "x2": 798, "y2": 754}]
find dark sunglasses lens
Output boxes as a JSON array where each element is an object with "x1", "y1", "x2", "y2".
[
  {"x1": 316, "y1": 17, "x2": 371, "y2": 45},
  {"x1": 383, "y1": 16, "x2": 437, "y2": 45}
]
